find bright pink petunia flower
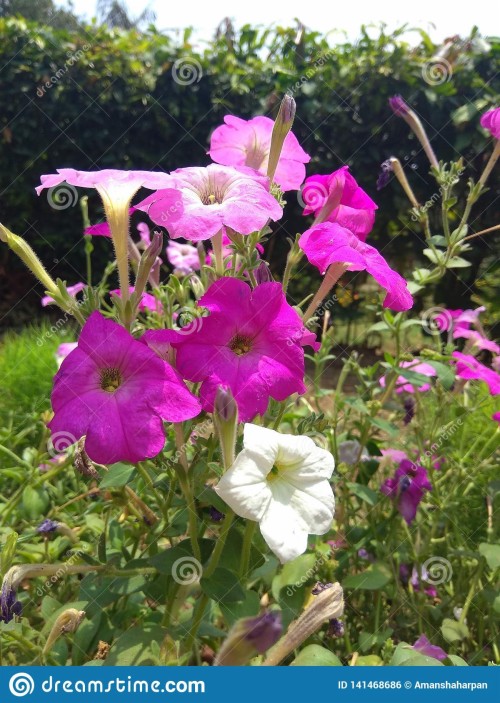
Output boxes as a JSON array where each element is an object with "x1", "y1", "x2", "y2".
[
  {"x1": 493, "y1": 412, "x2": 500, "y2": 423},
  {"x1": 144, "y1": 278, "x2": 317, "y2": 421},
  {"x1": 299, "y1": 222, "x2": 413, "y2": 311},
  {"x1": 208, "y1": 115, "x2": 310, "y2": 191},
  {"x1": 49, "y1": 311, "x2": 201, "y2": 464},
  {"x1": 412, "y1": 635, "x2": 447, "y2": 661},
  {"x1": 166, "y1": 241, "x2": 201, "y2": 274},
  {"x1": 301, "y1": 167, "x2": 378, "y2": 241},
  {"x1": 42, "y1": 282, "x2": 86, "y2": 307},
  {"x1": 453, "y1": 327, "x2": 500, "y2": 354},
  {"x1": 480, "y1": 107, "x2": 500, "y2": 140},
  {"x1": 380, "y1": 360, "x2": 437, "y2": 394},
  {"x1": 135, "y1": 165, "x2": 283, "y2": 242},
  {"x1": 110, "y1": 287, "x2": 161, "y2": 313},
  {"x1": 453, "y1": 352, "x2": 500, "y2": 395}
]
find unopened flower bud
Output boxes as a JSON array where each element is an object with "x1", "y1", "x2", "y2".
[
  {"x1": 267, "y1": 94, "x2": 297, "y2": 184},
  {"x1": 214, "y1": 611, "x2": 282, "y2": 665},
  {"x1": 389, "y1": 95, "x2": 410, "y2": 116},
  {"x1": 0, "y1": 224, "x2": 59, "y2": 298},
  {"x1": 214, "y1": 386, "x2": 238, "y2": 470},
  {"x1": 253, "y1": 261, "x2": 273, "y2": 284}
]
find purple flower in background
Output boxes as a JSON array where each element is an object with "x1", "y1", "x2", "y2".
[
  {"x1": 376, "y1": 160, "x2": 394, "y2": 190},
  {"x1": 0, "y1": 578, "x2": 22, "y2": 623},
  {"x1": 208, "y1": 506, "x2": 225, "y2": 522},
  {"x1": 399, "y1": 565, "x2": 437, "y2": 598},
  {"x1": 480, "y1": 107, "x2": 500, "y2": 140},
  {"x1": 403, "y1": 397, "x2": 415, "y2": 425},
  {"x1": 389, "y1": 95, "x2": 410, "y2": 116},
  {"x1": 381, "y1": 459, "x2": 431, "y2": 524},
  {"x1": 244, "y1": 612, "x2": 282, "y2": 653},
  {"x1": 37, "y1": 518, "x2": 59, "y2": 533},
  {"x1": 327, "y1": 618, "x2": 345, "y2": 638},
  {"x1": 412, "y1": 634, "x2": 447, "y2": 661}
]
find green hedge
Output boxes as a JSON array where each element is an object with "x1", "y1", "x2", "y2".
[{"x1": 0, "y1": 18, "x2": 499, "y2": 324}]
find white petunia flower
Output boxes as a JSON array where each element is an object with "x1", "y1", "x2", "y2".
[{"x1": 215, "y1": 423, "x2": 335, "y2": 563}]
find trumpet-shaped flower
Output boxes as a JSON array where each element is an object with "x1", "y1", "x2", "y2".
[
  {"x1": 166, "y1": 240, "x2": 201, "y2": 274},
  {"x1": 208, "y1": 115, "x2": 310, "y2": 191},
  {"x1": 453, "y1": 352, "x2": 500, "y2": 395},
  {"x1": 215, "y1": 424, "x2": 335, "y2": 563},
  {"x1": 379, "y1": 360, "x2": 437, "y2": 393},
  {"x1": 301, "y1": 167, "x2": 377, "y2": 241},
  {"x1": 49, "y1": 311, "x2": 201, "y2": 464},
  {"x1": 454, "y1": 327, "x2": 500, "y2": 354},
  {"x1": 480, "y1": 107, "x2": 500, "y2": 139},
  {"x1": 135, "y1": 164, "x2": 283, "y2": 242},
  {"x1": 148, "y1": 278, "x2": 317, "y2": 421},
  {"x1": 381, "y1": 459, "x2": 431, "y2": 524},
  {"x1": 299, "y1": 222, "x2": 413, "y2": 311}
]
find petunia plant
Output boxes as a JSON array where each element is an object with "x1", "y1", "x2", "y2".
[{"x1": 0, "y1": 95, "x2": 498, "y2": 667}]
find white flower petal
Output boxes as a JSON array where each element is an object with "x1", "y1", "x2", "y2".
[
  {"x1": 283, "y1": 477, "x2": 335, "y2": 534},
  {"x1": 259, "y1": 498, "x2": 310, "y2": 563},
  {"x1": 215, "y1": 449, "x2": 272, "y2": 521},
  {"x1": 243, "y1": 423, "x2": 279, "y2": 464}
]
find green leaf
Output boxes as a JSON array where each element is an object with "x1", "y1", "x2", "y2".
[
  {"x1": 343, "y1": 564, "x2": 392, "y2": 591},
  {"x1": 200, "y1": 567, "x2": 245, "y2": 604},
  {"x1": 346, "y1": 482, "x2": 379, "y2": 506},
  {"x1": 22, "y1": 485, "x2": 49, "y2": 519},
  {"x1": 272, "y1": 553, "x2": 317, "y2": 600},
  {"x1": 441, "y1": 618, "x2": 470, "y2": 643},
  {"x1": 423, "y1": 248, "x2": 445, "y2": 265},
  {"x1": 99, "y1": 463, "x2": 135, "y2": 488},
  {"x1": 220, "y1": 590, "x2": 260, "y2": 626},
  {"x1": 479, "y1": 543, "x2": 500, "y2": 570},
  {"x1": 0, "y1": 532, "x2": 18, "y2": 576},
  {"x1": 446, "y1": 257, "x2": 471, "y2": 268},
  {"x1": 426, "y1": 361, "x2": 455, "y2": 390},
  {"x1": 149, "y1": 538, "x2": 214, "y2": 575},
  {"x1": 291, "y1": 644, "x2": 342, "y2": 666},
  {"x1": 390, "y1": 642, "x2": 443, "y2": 666},
  {"x1": 219, "y1": 529, "x2": 265, "y2": 575},
  {"x1": 103, "y1": 624, "x2": 166, "y2": 665}
]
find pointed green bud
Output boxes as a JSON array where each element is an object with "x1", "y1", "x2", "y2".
[
  {"x1": 214, "y1": 611, "x2": 282, "y2": 666},
  {"x1": 0, "y1": 224, "x2": 58, "y2": 297},
  {"x1": 267, "y1": 94, "x2": 296, "y2": 184},
  {"x1": 214, "y1": 385, "x2": 238, "y2": 470}
]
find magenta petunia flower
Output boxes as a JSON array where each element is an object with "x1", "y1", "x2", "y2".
[
  {"x1": 412, "y1": 634, "x2": 447, "y2": 661},
  {"x1": 166, "y1": 241, "x2": 201, "y2": 274},
  {"x1": 493, "y1": 412, "x2": 500, "y2": 423},
  {"x1": 380, "y1": 360, "x2": 437, "y2": 394},
  {"x1": 381, "y1": 459, "x2": 431, "y2": 524},
  {"x1": 208, "y1": 115, "x2": 310, "y2": 191},
  {"x1": 299, "y1": 222, "x2": 413, "y2": 311},
  {"x1": 453, "y1": 352, "x2": 500, "y2": 395},
  {"x1": 145, "y1": 278, "x2": 317, "y2": 421},
  {"x1": 49, "y1": 311, "x2": 201, "y2": 464},
  {"x1": 84, "y1": 207, "x2": 139, "y2": 238},
  {"x1": 301, "y1": 167, "x2": 377, "y2": 241},
  {"x1": 480, "y1": 107, "x2": 500, "y2": 140},
  {"x1": 110, "y1": 287, "x2": 161, "y2": 313},
  {"x1": 42, "y1": 282, "x2": 86, "y2": 307},
  {"x1": 454, "y1": 327, "x2": 500, "y2": 354},
  {"x1": 135, "y1": 165, "x2": 283, "y2": 242}
]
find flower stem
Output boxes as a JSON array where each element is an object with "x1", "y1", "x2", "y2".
[
  {"x1": 303, "y1": 262, "x2": 347, "y2": 323},
  {"x1": 212, "y1": 229, "x2": 224, "y2": 277},
  {"x1": 239, "y1": 520, "x2": 257, "y2": 579}
]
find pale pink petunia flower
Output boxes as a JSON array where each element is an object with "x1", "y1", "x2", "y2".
[
  {"x1": 208, "y1": 114, "x2": 310, "y2": 191},
  {"x1": 380, "y1": 360, "x2": 437, "y2": 394},
  {"x1": 42, "y1": 282, "x2": 86, "y2": 307},
  {"x1": 453, "y1": 352, "x2": 500, "y2": 395},
  {"x1": 165, "y1": 241, "x2": 201, "y2": 274},
  {"x1": 135, "y1": 164, "x2": 283, "y2": 242}
]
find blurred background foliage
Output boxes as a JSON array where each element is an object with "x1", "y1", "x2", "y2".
[{"x1": 0, "y1": 7, "x2": 499, "y2": 327}]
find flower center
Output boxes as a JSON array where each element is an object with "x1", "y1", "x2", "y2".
[
  {"x1": 100, "y1": 367, "x2": 123, "y2": 393},
  {"x1": 267, "y1": 465, "x2": 281, "y2": 482},
  {"x1": 398, "y1": 475, "x2": 412, "y2": 493},
  {"x1": 229, "y1": 333, "x2": 253, "y2": 356}
]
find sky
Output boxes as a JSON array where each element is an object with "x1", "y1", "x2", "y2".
[{"x1": 58, "y1": 0, "x2": 498, "y2": 44}]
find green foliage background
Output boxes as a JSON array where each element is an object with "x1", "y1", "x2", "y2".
[{"x1": 0, "y1": 18, "x2": 499, "y2": 324}]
